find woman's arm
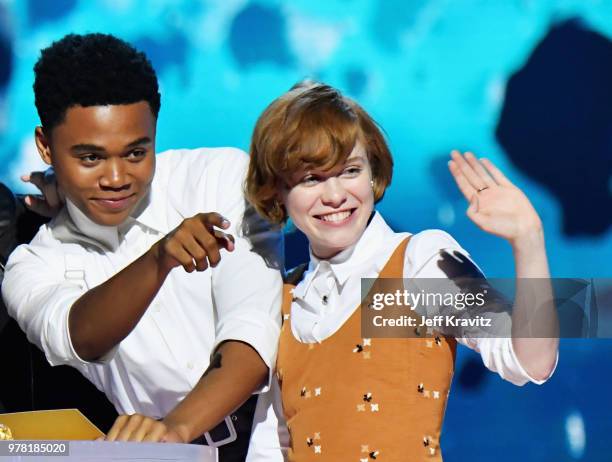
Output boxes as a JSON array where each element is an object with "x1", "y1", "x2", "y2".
[{"x1": 448, "y1": 151, "x2": 558, "y2": 381}]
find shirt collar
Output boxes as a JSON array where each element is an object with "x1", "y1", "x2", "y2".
[
  {"x1": 293, "y1": 211, "x2": 394, "y2": 298},
  {"x1": 128, "y1": 183, "x2": 168, "y2": 236},
  {"x1": 62, "y1": 181, "x2": 167, "y2": 252},
  {"x1": 65, "y1": 199, "x2": 120, "y2": 250}
]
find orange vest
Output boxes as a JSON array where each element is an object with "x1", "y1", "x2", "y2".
[{"x1": 276, "y1": 238, "x2": 457, "y2": 461}]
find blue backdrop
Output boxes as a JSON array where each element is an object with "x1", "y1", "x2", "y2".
[{"x1": 0, "y1": 0, "x2": 610, "y2": 460}]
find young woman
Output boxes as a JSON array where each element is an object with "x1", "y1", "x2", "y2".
[{"x1": 245, "y1": 82, "x2": 558, "y2": 461}]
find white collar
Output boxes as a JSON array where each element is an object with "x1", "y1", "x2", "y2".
[
  {"x1": 61, "y1": 179, "x2": 168, "y2": 252},
  {"x1": 293, "y1": 211, "x2": 394, "y2": 299},
  {"x1": 65, "y1": 199, "x2": 120, "y2": 250}
]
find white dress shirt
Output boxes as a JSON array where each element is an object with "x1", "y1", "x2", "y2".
[
  {"x1": 2, "y1": 147, "x2": 283, "y2": 418},
  {"x1": 246, "y1": 211, "x2": 556, "y2": 461}
]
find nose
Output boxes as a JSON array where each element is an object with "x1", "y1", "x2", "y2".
[
  {"x1": 99, "y1": 158, "x2": 129, "y2": 190},
  {"x1": 320, "y1": 177, "x2": 347, "y2": 208}
]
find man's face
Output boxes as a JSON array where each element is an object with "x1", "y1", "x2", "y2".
[{"x1": 39, "y1": 102, "x2": 157, "y2": 226}]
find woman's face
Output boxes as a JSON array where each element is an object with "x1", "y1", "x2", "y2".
[{"x1": 281, "y1": 142, "x2": 375, "y2": 259}]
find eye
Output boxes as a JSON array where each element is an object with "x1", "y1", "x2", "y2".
[
  {"x1": 80, "y1": 153, "x2": 101, "y2": 166},
  {"x1": 300, "y1": 174, "x2": 320, "y2": 186},
  {"x1": 126, "y1": 149, "x2": 147, "y2": 161},
  {"x1": 341, "y1": 166, "x2": 362, "y2": 177}
]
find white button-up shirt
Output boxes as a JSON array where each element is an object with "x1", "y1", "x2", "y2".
[
  {"x1": 2, "y1": 147, "x2": 283, "y2": 418},
  {"x1": 246, "y1": 212, "x2": 556, "y2": 461}
]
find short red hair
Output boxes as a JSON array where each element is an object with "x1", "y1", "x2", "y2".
[{"x1": 246, "y1": 82, "x2": 393, "y2": 224}]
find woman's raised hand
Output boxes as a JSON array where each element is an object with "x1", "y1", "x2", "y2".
[{"x1": 448, "y1": 150, "x2": 543, "y2": 245}]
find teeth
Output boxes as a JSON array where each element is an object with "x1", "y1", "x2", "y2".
[{"x1": 320, "y1": 211, "x2": 351, "y2": 222}]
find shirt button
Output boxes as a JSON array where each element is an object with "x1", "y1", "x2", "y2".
[
  {"x1": 152, "y1": 303, "x2": 161, "y2": 313},
  {"x1": 187, "y1": 361, "x2": 194, "y2": 370}
]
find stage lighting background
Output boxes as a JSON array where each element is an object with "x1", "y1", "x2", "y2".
[{"x1": 0, "y1": 1, "x2": 610, "y2": 460}]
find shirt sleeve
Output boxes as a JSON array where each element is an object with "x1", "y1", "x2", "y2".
[
  {"x1": 456, "y1": 336, "x2": 558, "y2": 386},
  {"x1": 404, "y1": 229, "x2": 557, "y2": 386},
  {"x1": 1, "y1": 242, "x2": 95, "y2": 370},
  {"x1": 207, "y1": 149, "x2": 283, "y2": 389},
  {"x1": 246, "y1": 378, "x2": 289, "y2": 462}
]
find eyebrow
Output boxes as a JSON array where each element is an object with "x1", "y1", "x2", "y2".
[
  {"x1": 70, "y1": 137, "x2": 152, "y2": 154},
  {"x1": 126, "y1": 137, "x2": 152, "y2": 148},
  {"x1": 346, "y1": 155, "x2": 366, "y2": 163},
  {"x1": 70, "y1": 143, "x2": 105, "y2": 154}
]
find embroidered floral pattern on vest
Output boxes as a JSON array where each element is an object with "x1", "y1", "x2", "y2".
[{"x1": 277, "y1": 238, "x2": 457, "y2": 461}]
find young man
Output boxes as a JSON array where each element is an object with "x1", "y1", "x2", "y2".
[{"x1": 1, "y1": 33, "x2": 282, "y2": 451}]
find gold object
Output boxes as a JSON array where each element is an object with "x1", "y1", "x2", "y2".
[
  {"x1": 0, "y1": 423, "x2": 13, "y2": 440},
  {"x1": 0, "y1": 409, "x2": 104, "y2": 440}
]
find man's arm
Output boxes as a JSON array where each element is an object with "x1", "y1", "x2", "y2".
[
  {"x1": 103, "y1": 148, "x2": 283, "y2": 443},
  {"x1": 106, "y1": 340, "x2": 267, "y2": 442},
  {"x1": 69, "y1": 212, "x2": 234, "y2": 361}
]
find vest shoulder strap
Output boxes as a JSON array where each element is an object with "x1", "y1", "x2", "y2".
[{"x1": 64, "y1": 253, "x2": 88, "y2": 290}]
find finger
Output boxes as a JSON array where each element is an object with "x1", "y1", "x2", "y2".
[
  {"x1": 116, "y1": 414, "x2": 145, "y2": 442},
  {"x1": 177, "y1": 250, "x2": 198, "y2": 273},
  {"x1": 35, "y1": 185, "x2": 60, "y2": 210},
  {"x1": 23, "y1": 171, "x2": 46, "y2": 194},
  {"x1": 193, "y1": 230, "x2": 222, "y2": 267},
  {"x1": 44, "y1": 182, "x2": 60, "y2": 208},
  {"x1": 23, "y1": 169, "x2": 63, "y2": 209},
  {"x1": 24, "y1": 195, "x2": 54, "y2": 217},
  {"x1": 143, "y1": 422, "x2": 168, "y2": 443},
  {"x1": 105, "y1": 415, "x2": 129, "y2": 441},
  {"x1": 130, "y1": 417, "x2": 154, "y2": 442},
  {"x1": 43, "y1": 167, "x2": 61, "y2": 203},
  {"x1": 161, "y1": 429, "x2": 184, "y2": 444},
  {"x1": 448, "y1": 159, "x2": 477, "y2": 201},
  {"x1": 163, "y1": 238, "x2": 198, "y2": 272},
  {"x1": 450, "y1": 151, "x2": 488, "y2": 191},
  {"x1": 480, "y1": 158, "x2": 513, "y2": 186},
  {"x1": 181, "y1": 234, "x2": 210, "y2": 271},
  {"x1": 213, "y1": 230, "x2": 235, "y2": 252},
  {"x1": 199, "y1": 212, "x2": 230, "y2": 230},
  {"x1": 464, "y1": 152, "x2": 496, "y2": 187}
]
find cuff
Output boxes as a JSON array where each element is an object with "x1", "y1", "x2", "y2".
[
  {"x1": 61, "y1": 303, "x2": 119, "y2": 367},
  {"x1": 508, "y1": 339, "x2": 559, "y2": 385}
]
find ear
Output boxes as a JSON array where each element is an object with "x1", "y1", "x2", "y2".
[{"x1": 34, "y1": 126, "x2": 53, "y2": 165}]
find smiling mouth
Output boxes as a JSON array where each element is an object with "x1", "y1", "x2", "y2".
[
  {"x1": 315, "y1": 209, "x2": 356, "y2": 223},
  {"x1": 91, "y1": 194, "x2": 136, "y2": 210},
  {"x1": 93, "y1": 194, "x2": 135, "y2": 202}
]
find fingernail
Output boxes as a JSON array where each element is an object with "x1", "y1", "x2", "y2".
[
  {"x1": 24, "y1": 196, "x2": 31, "y2": 205},
  {"x1": 222, "y1": 219, "x2": 230, "y2": 228}
]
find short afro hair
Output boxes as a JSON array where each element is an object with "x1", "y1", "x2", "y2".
[{"x1": 34, "y1": 33, "x2": 161, "y2": 131}]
